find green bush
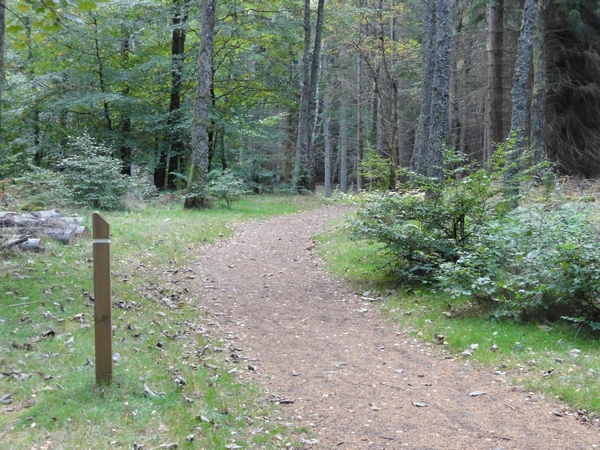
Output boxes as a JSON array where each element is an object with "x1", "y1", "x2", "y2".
[
  {"x1": 14, "y1": 165, "x2": 67, "y2": 210},
  {"x1": 207, "y1": 169, "x2": 248, "y2": 208},
  {"x1": 349, "y1": 152, "x2": 508, "y2": 281},
  {"x1": 349, "y1": 148, "x2": 600, "y2": 327},
  {"x1": 60, "y1": 135, "x2": 130, "y2": 209},
  {"x1": 359, "y1": 147, "x2": 392, "y2": 191},
  {"x1": 437, "y1": 204, "x2": 600, "y2": 324},
  {"x1": 15, "y1": 135, "x2": 149, "y2": 210}
]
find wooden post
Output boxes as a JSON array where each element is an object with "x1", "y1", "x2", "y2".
[{"x1": 92, "y1": 212, "x2": 112, "y2": 385}]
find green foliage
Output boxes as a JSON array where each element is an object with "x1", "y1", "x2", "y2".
[
  {"x1": 14, "y1": 165, "x2": 67, "y2": 209},
  {"x1": 349, "y1": 151, "x2": 508, "y2": 281},
  {"x1": 207, "y1": 169, "x2": 248, "y2": 208},
  {"x1": 350, "y1": 147, "x2": 600, "y2": 327},
  {"x1": 13, "y1": 135, "x2": 155, "y2": 210},
  {"x1": 60, "y1": 134, "x2": 130, "y2": 209},
  {"x1": 437, "y1": 204, "x2": 600, "y2": 322},
  {"x1": 359, "y1": 147, "x2": 391, "y2": 191}
]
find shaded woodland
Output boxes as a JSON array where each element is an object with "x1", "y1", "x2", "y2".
[{"x1": 1, "y1": 0, "x2": 600, "y2": 204}]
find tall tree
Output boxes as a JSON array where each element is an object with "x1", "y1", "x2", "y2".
[
  {"x1": 411, "y1": 0, "x2": 436, "y2": 175},
  {"x1": 0, "y1": 0, "x2": 5, "y2": 130},
  {"x1": 186, "y1": 0, "x2": 216, "y2": 208},
  {"x1": 295, "y1": 0, "x2": 325, "y2": 192},
  {"x1": 426, "y1": 0, "x2": 451, "y2": 181},
  {"x1": 484, "y1": 0, "x2": 504, "y2": 163},
  {"x1": 530, "y1": 0, "x2": 547, "y2": 167},
  {"x1": 504, "y1": 0, "x2": 538, "y2": 202},
  {"x1": 155, "y1": 0, "x2": 191, "y2": 189}
]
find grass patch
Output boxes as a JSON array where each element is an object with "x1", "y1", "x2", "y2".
[
  {"x1": 317, "y1": 220, "x2": 600, "y2": 415},
  {"x1": 0, "y1": 194, "x2": 323, "y2": 449}
]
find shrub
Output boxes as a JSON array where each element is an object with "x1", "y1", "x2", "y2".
[
  {"x1": 207, "y1": 169, "x2": 247, "y2": 208},
  {"x1": 349, "y1": 152, "x2": 508, "y2": 281},
  {"x1": 437, "y1": 204, "x2": 600, "y2": 324},
  {"x1": 60, "y1": 135, "x2": 130, "y2": 209},
  {"x1": 14, "y1": 165, "x2": 67, "y2": 209},
  {"x1": 359, "y1": 147, "x2": 392, "y2": 191}
]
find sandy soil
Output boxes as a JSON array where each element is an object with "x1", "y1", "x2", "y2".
[{"x1": 194, "y1": 204, "x2": 600, "y2": 450}]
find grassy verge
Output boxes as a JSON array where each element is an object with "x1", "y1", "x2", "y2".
[
  {"x1": 316, "y1": 216, "x2": 600, "y2": 416},
  {"x1": 1, "y1": 194, "x2": 323, "y2": 449}
]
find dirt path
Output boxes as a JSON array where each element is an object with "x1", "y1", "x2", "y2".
[{"x1": 194, "y1": 205, "x2": 599, "y2": 450}]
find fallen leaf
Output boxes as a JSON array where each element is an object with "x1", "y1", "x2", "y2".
[
  {"x1": 469, "y1": 391, "x2": 486, "y2": 397},
  {"x1": 411, "y1": 401, "x2": 429, "y2": 407},
  {"x1": 550, "y1": 410, "x2": 563, "y2": 417}
]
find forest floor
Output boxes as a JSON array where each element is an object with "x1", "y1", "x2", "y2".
[{"x1": 193, "y1": 204, "x2": 600, "y2": 450}]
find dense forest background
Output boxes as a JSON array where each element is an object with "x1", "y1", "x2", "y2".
[{"x1": 1, "y1": 0, "x2": 600, "y2": 202}]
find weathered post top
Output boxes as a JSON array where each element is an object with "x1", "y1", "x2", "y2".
[
  {"x1": 92, "y1": 212, "x2": 112, "y2": 385},
  {"x1": 92, "y1": 212, "x2": 110, "y2": 241}
]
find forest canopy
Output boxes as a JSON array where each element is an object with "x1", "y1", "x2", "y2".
[{"x1": 1, "y1": 0, "x2": 600, "y2": 206}]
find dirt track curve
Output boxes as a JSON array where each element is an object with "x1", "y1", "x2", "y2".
[{"x1": 194, "y1": 204, "x2": 600, "y2": 450}]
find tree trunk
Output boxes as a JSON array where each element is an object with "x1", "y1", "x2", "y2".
[
  {"x1": 306, "y1": 0, "x2": 325, "y2": 191},
  {"x1": 92, "y1": 17, "x2": 112, "y2": 132},
  {"x1": 411, "y1": 0, "x2": 436, "y2": 175},
  {"x1": 187, "y1": 0, "x2": 216, "y2": 208},
  {"x1": 504, "y1": 0, "x2": 538, "y2": 203},
  {"x1": 356, "y1": 55, "x2": 364, "y2": 191},
  {"x1": 0, "y1": 0, "x2": 5, "y2": 131},
  {"x1": 340, "y1": 85, "x2": 349, "y2": 193},
  {"x1": 323, "y1": 91, "x2": 332, "y2": 198},
  {"x1": 531, "y1": 0, "x2": 548, "y2": 168},
  {"x1": 484, "y1": 0, "x2": 504, "y2": 164},
  {"x1": 156, "y1": 0, "x2": 190, "y2": 189},
  {"x1": 294, "y1": 0, "x2": 313, "y2": 191},
  {"x1": 426, "y1": 0, "x2": 452, "y2": 181}
]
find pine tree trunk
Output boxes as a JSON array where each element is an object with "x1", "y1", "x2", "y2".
[
  {"x1": 156, "y1": 0, "x2": 190, "y2": 189},
  {"x1": 484, "y1": 0, "x2": 504, "y2": 163},
  {"x1": 323, "y1": 91, "x2": 332, "y2": 198},
  {"x1": 356, "y1": 53, "x2": 364, "y2": 191},
  {"x1": 411, "y1": 0, "x2": 436, "y2": 175},
  {"x1": 295, "y1": 0, "x2": 313, "y2": 191},
  {"x1": 531, "y1": 0, "x2": 547, "y2": 168},
  {"x1": 504, "y1": 0, "x2": 538, "y2": 203},
  {"x1": 306, "y1": 0, "x2": 325, "y2": 191},
  {"x1": 340, "y1": 86, "x2": 349, "y2": 193},
  {"x1": 426, "y1": 0, "x2": 452, "y2": 181},
  {"x1": 0, "y1": 0, "x2": 5, "y2": 131},
  {"x1": 187, "y1": 0, "x2": 216, "y2": 209}
]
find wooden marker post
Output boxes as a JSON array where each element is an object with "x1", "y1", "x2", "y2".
[{"x1": 92, "y1": 212, "x2": 112, "y2": 385}]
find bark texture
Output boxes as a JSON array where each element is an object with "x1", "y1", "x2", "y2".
[
  {"x1": 0, "y1": 0, "x2": 5, "y2": 130},
  {"x1": 156, "y1": 0, "x2": 191, "y2": 189},
  {"x1": 485, "y1": 0, "x2": 504, "y2": 162},
  {"x1": 323, "y1": 92, "x2": 332, "y2": 198},
  {"x1": 531, "y1": 0, "x2": 548, "y2": 167},
  {"x1": 504, "y1": 0, "x2": 538, "y2": 201},
  {"x1": 295, "y1": 0, "x2": 313, "y2": 191},
  {"x1": 425, "y1": 0, "x2": 451, "y2": 181},
  {"x1": 411, "y1": 0, "x2": 436, "y2": 175},
  {"x1": 188, "y1": 0, "x2": 216, "y2": 208}
]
